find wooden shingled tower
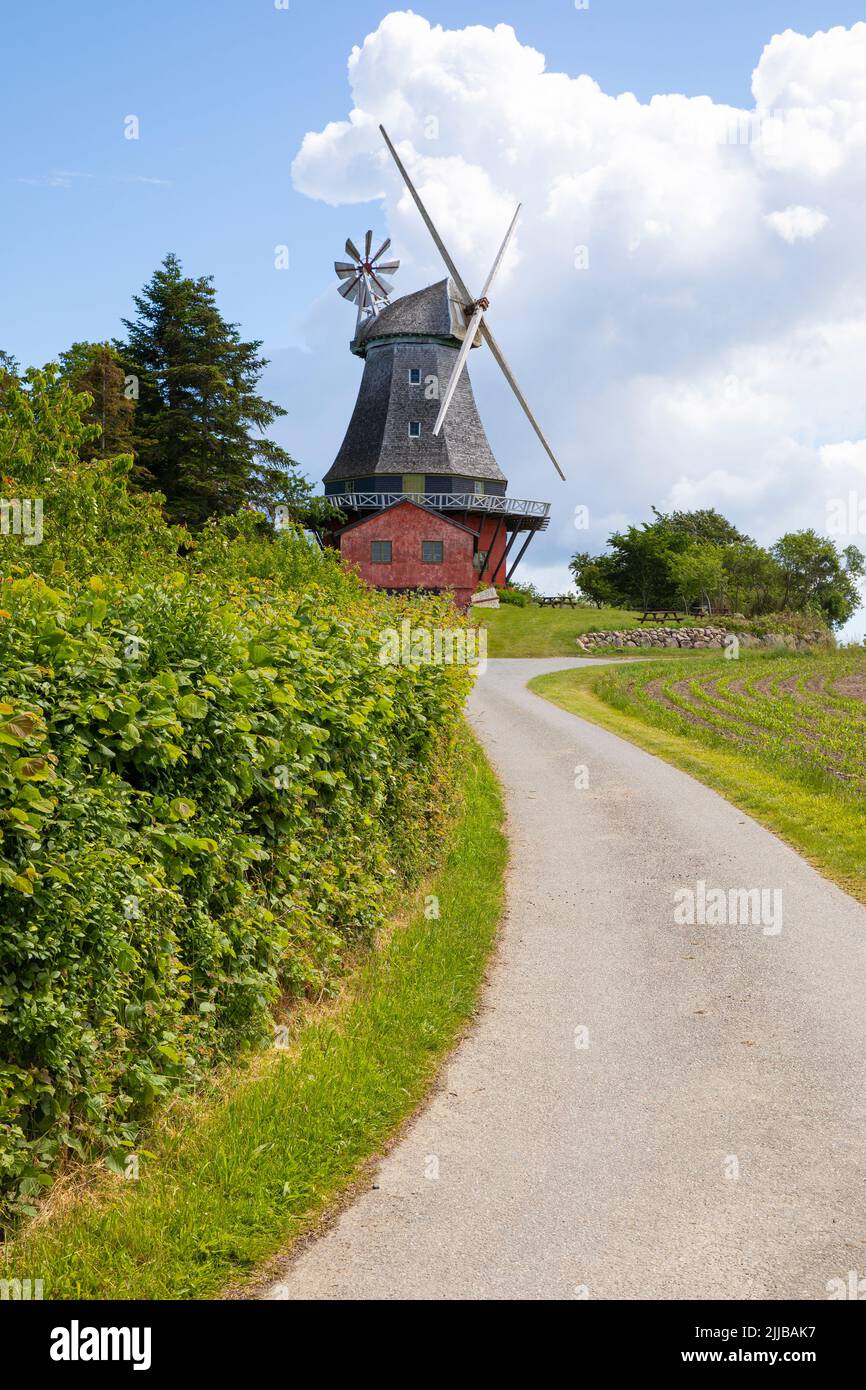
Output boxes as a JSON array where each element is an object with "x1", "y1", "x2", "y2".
[{"x1": 319, "y1": 129, "x2": 564, "y2": 609}]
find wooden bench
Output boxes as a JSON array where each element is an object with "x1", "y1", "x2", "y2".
[{"x1": 538, "y1": 595, "x2": 578, "y2": 608}]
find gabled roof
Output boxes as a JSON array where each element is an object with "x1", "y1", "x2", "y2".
[{"x1": 335, "y1": 497, "x2": 479, "y2": 538}]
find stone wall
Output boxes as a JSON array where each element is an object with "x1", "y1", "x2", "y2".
[{"x1": 575, "y1": 625, "x2": 830, "y2": 653}]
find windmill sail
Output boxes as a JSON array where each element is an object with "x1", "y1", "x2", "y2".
[
  {"x1": 378, "y1": 124, "x2": 565, "y2": 481},
  {"x1": 334, "y1": 231, "x2": 400, "y2": 333}
]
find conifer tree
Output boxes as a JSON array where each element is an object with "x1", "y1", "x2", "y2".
[
  {"x1": 57, "y1": 342, "x2": 137, "y2": 463},
  {"x1": 118, "y1": 253, "x2": 306, "y2": 525}
]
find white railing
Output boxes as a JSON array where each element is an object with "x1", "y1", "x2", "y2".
[{"x1": 324, "y1": 491, "x2": 550, "y2": 520}]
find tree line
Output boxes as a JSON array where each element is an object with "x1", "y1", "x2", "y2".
[
  {"x1": 571, "y1": 507, "x2": 864, "y2": 628},
  {"x1": 1, "y1": 253, "x2": 319, "y2": 529}
]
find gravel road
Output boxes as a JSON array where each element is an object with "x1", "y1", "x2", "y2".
[{"x1": 263, "y1": 658, "x2": 866, "y2": 1300}]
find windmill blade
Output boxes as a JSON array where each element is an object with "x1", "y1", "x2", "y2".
[
  {"x1": 364, "y1": 230, "x2": 373, "y2": 258},
  {"x1": 338, "y1": 273, "x2": 362, "y2": 301},
  {"x1": 371, "y1": 237, "x2": 391, "y2": 261},
  {"x1": 379, "y1": 125, "x2": 474, "y2": 306},
  {"x1": 373, "y1": 259, "x2": 400, "y2": 273},
  {"x1": 368, "y1": 272, "x2": 395, "y2": 297},
  {"x1": 334, "y1": 261, "x2": 358, "y2": 278},
  {"x1": 345, "y1": 237, "x2": 361, "y2": 261},
  {"x1": 480, "y1": 203, "x2": 520, "y2": 298},
  {"x1": 379, "y1": 123, "x2": 565, "y2": 480},
  {"x1": 479, "y1": 320, "x2": 566, "y2": 481},
  {"x1": 432, "y1": 302, "x2": 484, "y2": 437},
  {"x1": 433, "y1": 205, "x2": 521, "y2": 437}
]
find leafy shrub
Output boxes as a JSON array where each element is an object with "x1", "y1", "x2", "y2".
[
  {"x1": 1, "y1": 366, "x2": 180, "y2": 586},
  {"x1": 0, "y1": 377, "x2": 475, "y2": 1221},
  {"x1": 707, "y1": 611, "x2": 834, "y2": 641},
  {"x1": 504, "y1": 579, "x2": 541, "y2": 602},
  {"x1": 0, "y1": 565, "x2": 472, "y2": 1219}
]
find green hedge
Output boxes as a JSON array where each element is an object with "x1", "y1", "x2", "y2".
[{"x1": 0, "y1": 562, "x2": 472, "y2": 1222}]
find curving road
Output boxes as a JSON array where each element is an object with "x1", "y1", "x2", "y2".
[{"x1": 264, "y1": 658, "x2": 866, "y2": 1300}]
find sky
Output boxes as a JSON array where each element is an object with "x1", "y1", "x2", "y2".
[{"x1": 3, "y1": 1, "x2": 866, "y2": 632}]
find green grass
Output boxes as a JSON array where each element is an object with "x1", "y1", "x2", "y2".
[
  {"x1": 1, "y1": 730, "x2": 506, "y2": 1300},
  {"x1": 479, "y1": 602, "x2": 833, "y2": 660},
  {"x1": 480, "y1": 603, "x2": 641, "y2": 656},
  {"x1": 530, "y1": 653, "x2": 866, "y2": 905}
]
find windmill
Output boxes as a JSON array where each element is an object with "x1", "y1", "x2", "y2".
[
  {"x1": 320, "y1": 137, "x2": 559, "y2": 608},
  {"x1": 335, "y1": 231, "x2": 400, "y2": 333},
  {"x1": 378, "y1": 125, "x2": 565, "y2": 482}
]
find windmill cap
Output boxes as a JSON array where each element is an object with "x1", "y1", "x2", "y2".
[{"x1": 351, "y1": 278, "x2": 482, "y2": 357}]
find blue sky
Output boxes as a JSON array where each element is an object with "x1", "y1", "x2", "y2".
[
  {"x1": 3, "y1": 2, "x2": 866, "y2": 628},
  {"x1": 3, "y1": 0, "x2": 861, "y2": 370}
]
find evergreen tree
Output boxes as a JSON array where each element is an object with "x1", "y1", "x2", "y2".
[
  {"x1": 57, "y1": 341, "x2": 137, "y2": 464},
  {"x1": 118, "y1": 253, "x2": 307, "y2": 526}
]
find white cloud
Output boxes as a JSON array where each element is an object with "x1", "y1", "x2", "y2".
[
  {"x1": 765, "y1": 204, "x2": 829, "y2": 242},
  {"x1": 821, "y1": 440, "x2": 866, "y2": 473},
  {"x1": 15, "y1": 171, "x2": 171, "y2": 190},
  {"x1": 668, "y1": 467, "x2": 778, "y2": 511},
  {"x1": 17, "y1": 172, "x2": 84, "y2": 188},
  {"x1": 518, "y1": 561, "x2": 578, "y2": 597},
  {"x1": 290, "y1": 13, "x2": 866, "y2": 619}
]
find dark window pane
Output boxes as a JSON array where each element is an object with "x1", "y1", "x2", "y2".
[{"x1": 422, "y1": 540, "x2": 443, "y2": 563}]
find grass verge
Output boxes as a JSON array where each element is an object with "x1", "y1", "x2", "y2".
[
  {"x1": 529, "y1": 662, "x2": 866, "y2": 905},
  {"x1": 479, "y1": 604, "x2": 830, "y2": 659},
  {"x1": 479, "y1": 604, "x2": 640, "y2": 656},
  {"x1": 1, "y1": 728, "x2": 506, "y2": 1300}
]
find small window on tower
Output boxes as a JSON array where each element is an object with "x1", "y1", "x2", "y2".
[
  {"x1": 371, "y1": 541, "x2": 392, "y2": 564},
  {"x1": 408, "y1": 420, "x2": 421, "y2": 438},
  {"x1": 422, "y1": 541, "x2": 443, "y2": 564},
  {"x1": 409, "y1": 368, "x2": 421, "y2": 384}
]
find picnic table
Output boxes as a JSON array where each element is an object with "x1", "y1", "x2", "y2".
[
  {"x1": 538, "y1": 595, "x2": 578, "y2": 608},
  {"x1": 638, "y1": 608, "x2": 683, "y2": 623},
  {"x1": 637, "y1": 606, "x2": 704, "y2": 624}
]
